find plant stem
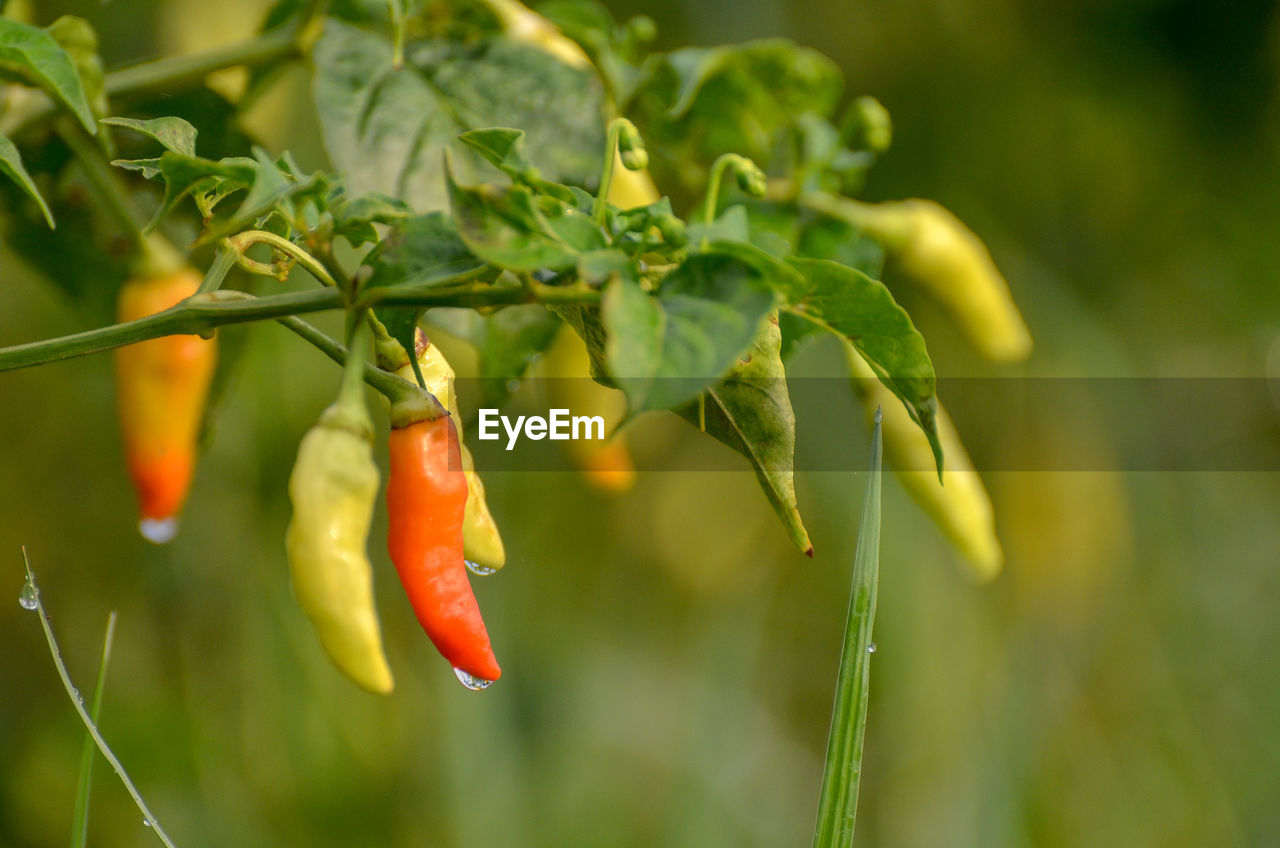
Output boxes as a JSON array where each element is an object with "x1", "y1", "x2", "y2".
[
  {"x1": 55, "y1": 121, "x2": 144, "y2": 243},
  {"x1": 197, "y1": 248, "x2": 238, "y2": 294},
  {"x1": 811, "y1": 410, "x2": 883, "y2": 848},
  {"x1": 797, "y1": 192, "x2": 875, "y2": 230},
  {"x1": 0, "y1": 288, "x2": 339, "y2": 373},
  {"x1": 0, "y1": 282, "x2": 599, "y2": 374},
  {"x1": 70, "y1": 611, "x2": 117, "y2": 848},
  {"x1": 593, "y1": 118, "x2": 627, "y2": 226},
  {"x1": 104, "y1": 25, "x2": 302, "y2": 99},
  {"x1": 21, "y1": 551, "x2": 178, "y2": 848},
  {"x1": 276, "y1": 316, "x2": 417, "y2": 401}
]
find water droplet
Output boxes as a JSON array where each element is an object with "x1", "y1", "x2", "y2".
[
  {"x1": 465, "y1": 560, "x2": 496, "y2": 576},
  {"x1": 867, "y1": 642, "x2": 877, "y2": 654},
  {"x1": 143, "y1": 819, "x2": 152, "y2": 828},
  {"x1": 138, "y1": 517, "x2": 178, "y2": 545},
  {"x1": 18, "y1": 580, "x2": 38, "y2": 611},
  {"x1": 453, "y1": 667, "x2": 495, "y2": 690}
]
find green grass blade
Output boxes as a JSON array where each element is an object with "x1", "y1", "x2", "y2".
[
  {"x1": 70, "y1": 610, "x2": 117, "y2": 848},
  {"x1": 811, "y1": 409, "x2": 883, "y2": 848},
  {"x1": 19, "y1": 548, "x2": 180, "y2": 848}
]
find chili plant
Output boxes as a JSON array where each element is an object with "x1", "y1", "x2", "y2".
[{"x1": 1, "y1": 0, "x2": 1030, "y2": 844}]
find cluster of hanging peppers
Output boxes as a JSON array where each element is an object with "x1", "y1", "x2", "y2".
[{"x1": 283, "y1": 318, "x2": 503, "y2": 692}]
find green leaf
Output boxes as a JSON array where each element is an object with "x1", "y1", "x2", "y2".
[
  {"x1": 604, "y1": 250, "x2": 778, "y2": 412},
  {"x1": 811, "y1": 411, "x2": 882, "y2": 848},
  {"x1": 0, "y1": 17, "x2": 95, "y2": 132},
  {"x1": 311, "y1": 20, "x2": 605, "y2": 212},
  {"x1": 602, "y1": 270, "x2": 664, "y2": 403},
  {"x1": 70, "y1": 612, "x2": 116, "y2": 848},
  {"x1": 100, "y1": 116, "x2": 198, "y2": 156},
  {"x1": 116, "y1": 151, "x2": 255, "y2": 232},
  {"x1": 365, "y1": 211, "x2": 490, "y2": 356},
  {"x1": 458, "y1": 127, "x2": 532, "y2": 174},
  {"x1": 674, "y1": 312, "x2": 812, "y2": 555},
  {"x1": 784, "y1": 257, "x2": 941, "y2": 469},
  {"x1": 365, "y1": 211, "x2": 488, "y2": 290},
  {"x1": 330, "y1": 190, "x2": 412, "y2": 247},
  {"x1": 446, "y1": 165, "x2": 580, "y2": 271},
  {"x1": 46, "y1": 16, "x2": 106, "y2": 121},
  {"x1": 475, "y1": 305, "x2": 563, "y2": 407},
  {"x1": 629, "y1": 39, "x2": 842, "y2": 191},
  {"x1": 0, "y1": 130, "x2": 54, "y2": 227}
]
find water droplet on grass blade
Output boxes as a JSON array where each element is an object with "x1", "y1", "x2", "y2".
[
  {"x1": 18, "y1": 580, "x2": 38, "y2": 610},
  {"x1": 867, "y1": 642, "x2": 877, "y2": 654},
  {"x1": 465, "y1": 560, "x2": 496, "y2": 576},
  {"x1": 138, "y1": 517, "x2": 178, "y2": 545},
  {"x1": 453, "y1": 667, "x2": 495, "y2": 690}
]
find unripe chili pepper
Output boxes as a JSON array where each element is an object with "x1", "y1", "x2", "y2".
[
  {"x1": 387, "y1": 414, "x2": 502, "y2": 683},
  {"x1": 854, "y1": 199, "x2": 1032, "y2": 362},
  {"x1": 286, "y1": 405, "x2": 394, "y2": 694},
  {"x1": 114, "y1": 268, "x2": 216, "y2": 543},
  {"x1": 394, "y1": 335, "x2": 506, "y2": 572},
  {"x1": 846, "y1": 344, "x2": 1002, "y2": 580}
]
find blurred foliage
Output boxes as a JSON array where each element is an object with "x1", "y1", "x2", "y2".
[{"x1": 3, "y1": 1, "x2": 1280, "y2": 848}]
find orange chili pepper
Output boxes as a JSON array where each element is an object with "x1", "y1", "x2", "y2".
[{"x1": 114, "y1": 268, "x2": 216, "y2": 543}]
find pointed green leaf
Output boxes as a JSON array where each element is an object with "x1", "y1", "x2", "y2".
[
  {"x1": 0, "y1": 18, "x2": 95, "y2": 132},
  {"x1": 675, "y1": 312, "x2": 812, "y2": 554},
  {"x1": 46, "y1": 16, "x2": 106, "y2": 121},
  {"x1": 458, "y1": 128, "x2": 532, "y2": 174},
  {"x1": 811, "y1": 411, "x2": 882, "y2": 848},
  {"x1": 784, "y1": 257, "x2": 941, "y2": 470},
  {"x1": 0, "y1": 130, "x2": 54, "y2": 227},
  {"x1": 100, "y1": 116, "x2": 198, "y2": 156}
]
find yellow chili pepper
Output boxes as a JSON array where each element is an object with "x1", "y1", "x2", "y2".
[
  {"x1": 845, "y1": 343, "x2": 1003, "y2": 581},
  {"x1": 540, "y1": 326, "x2": 636, "y2": 493},
  {"x1": 285, "y1": 405, "x2": 394, "y2": 694},
  {"x1": 855, "y1": 199, "x2": 1032, "y2": 362}
]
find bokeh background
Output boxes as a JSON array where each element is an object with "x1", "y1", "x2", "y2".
[{"x1": 4, "y1": 0, "x2": 1280, "y2": 846}]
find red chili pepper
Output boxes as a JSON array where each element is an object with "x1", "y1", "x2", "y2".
[{"x1": 386, "y1": 416, "x2": 502, "y2": 683}]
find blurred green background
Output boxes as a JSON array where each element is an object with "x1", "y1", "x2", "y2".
[{"x1": 3, "y1": 0, "x2": 1280, "y2": 846}]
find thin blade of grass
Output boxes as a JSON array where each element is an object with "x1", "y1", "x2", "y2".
[
  {"x1": 70, "y1": 610, "x2": 117, "y2": 848},
  {"x1": 811, "y1": 409, "x2": 883, "y2": 848},
  {"x1": 19, "y1": 548, "x2": 179, "y2": 848}
]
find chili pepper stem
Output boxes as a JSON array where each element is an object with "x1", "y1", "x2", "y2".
[{"x1": 323, "y1": 314, "x2": 375, "y2": 437}]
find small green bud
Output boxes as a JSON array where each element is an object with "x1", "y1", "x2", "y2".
[
  {"x1": 732, "y1": 158, "x2": 768, "y2": 197},
  {"x1": 620, "y1": 147, "x2": 649, "y2": 171},
  {"x1": 626, "y1": 15, "x2": 657, "y2": 43},
  {"x1": 615, "y1": 119, "x2": 648, "y2": 171},
  {"x1": 843, "y1": 95, "x2": 893, "y2": 154}
]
